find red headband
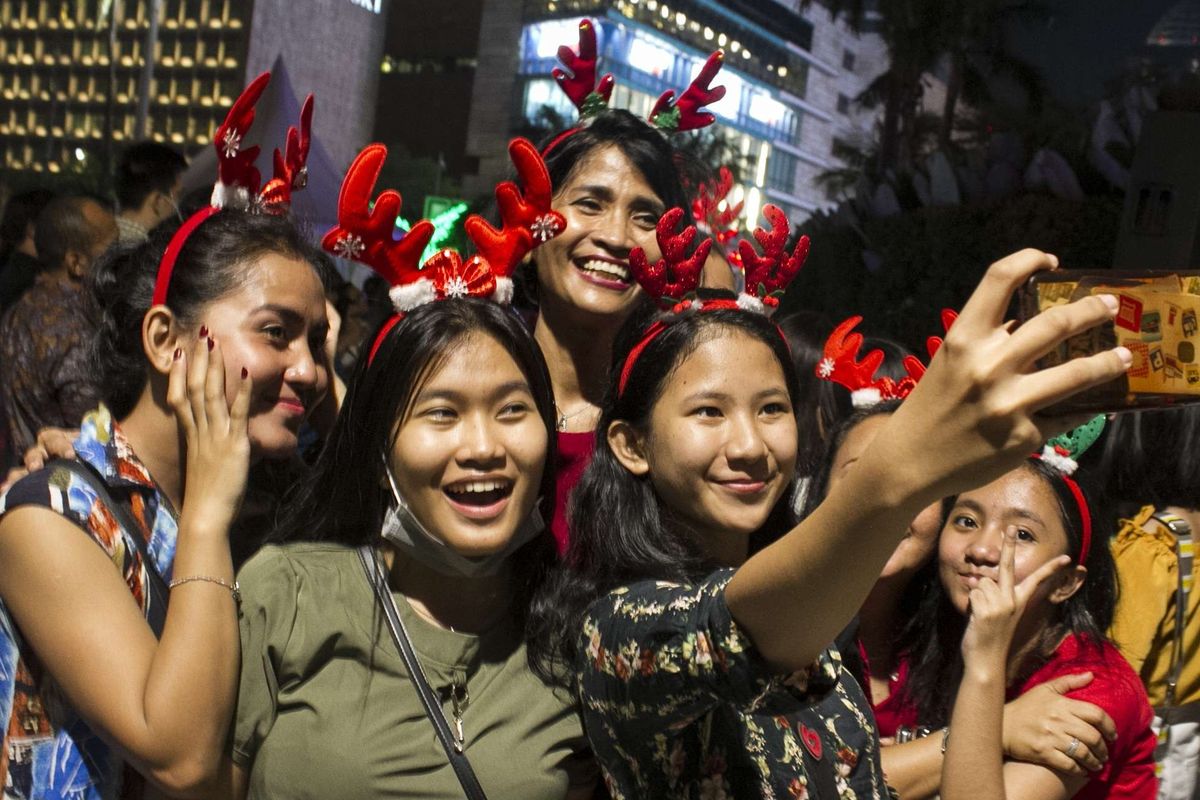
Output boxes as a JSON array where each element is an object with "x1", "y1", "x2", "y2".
[
  {"x1": 1058, "y1": 471, "x2": 1093, "y2": 564},
  {"x1": 1029, "y1": 454, "x2": 1093, "y2": 565},
  {"x1": 617, "y1": 298, "x2": 740, "y2": 396},
  {"x1": 152, "y1": 206, "x2": 219, "y2": 307}
]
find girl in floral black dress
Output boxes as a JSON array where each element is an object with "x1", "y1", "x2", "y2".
[{"x1": 527, "y1": 237, "x2": 1133, "y2": 798}]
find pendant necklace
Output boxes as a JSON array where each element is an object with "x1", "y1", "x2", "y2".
[{"x1": 555, "y1": 403, "x2": 593, "y2": 432}]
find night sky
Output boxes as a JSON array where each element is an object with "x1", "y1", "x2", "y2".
[{"x1": 1008, "y1": 0, "x2": 1182, "y2": 105}]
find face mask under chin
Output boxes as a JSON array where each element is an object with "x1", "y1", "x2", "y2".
[{"x1": 379, "y1": 455, "x2": 546, "y2": 578}]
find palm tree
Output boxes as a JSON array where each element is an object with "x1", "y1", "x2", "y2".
[
  {"x1": 805, "y1": 0, "x2": 1046, "y2": 166},
  {"x1": 936, "y1": 0, "x2": 1048, "y2": 149}
]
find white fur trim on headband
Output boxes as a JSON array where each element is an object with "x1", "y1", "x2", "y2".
[
  {"x1": 493, "y1": 277, "x2": 514, "y2": 305},
  {"x1": 210, "y1": 182, "x2": 251, "y2": 211},
  {"x1": 1039, "y1": 444, "x2": 1079, "y2": 475},
  {"x1": 389, "y1": 280, "x2": 436, "y2": 313},
  {"x1": 736, "y1": 293, "x2": 766, "y2": 315},
  {"x1": 851, "y1": 387, "x2": 882, "y2": 408}
]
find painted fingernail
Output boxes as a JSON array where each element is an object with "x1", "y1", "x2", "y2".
[
  {"x1": 199, "y1": 325, "x2": 208, "y2": 338},
  {"x1": 173, "y1": 347, "x2": 182, "y2": 360},
  {"x1": 1114, "y1": 346, "x2": 1132, "y2": 368},
  {"x1": 1098, "y1": 294, "x2": 1119, "y2": 314},
  {"x1": 207, "y1": 336, "x2": 215, "y2": 351},
  {"x1": 241, "y1": 367, "x2": 248, "y2": 379}
]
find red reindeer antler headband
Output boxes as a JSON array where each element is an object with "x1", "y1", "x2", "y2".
[
  {"x1": 323, "y1": 138, "x2": 565, "y2": 363},
  {"x1": 153, "y1": 72, "x2": 313, "y2": 307},
  {"x1": 542, "y1": 20, "x2": 726, "y2": 156},
  {"x1": 617, "y1": 204, "x2": 809, "y2": 396},
  {"x1": 815, "y1": 310, "x2": 957, "y2": 406}
]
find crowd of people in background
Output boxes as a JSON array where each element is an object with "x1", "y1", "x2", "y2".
[{"x1": 0, "y1": 30, "x2": 1196, "y2": 800}]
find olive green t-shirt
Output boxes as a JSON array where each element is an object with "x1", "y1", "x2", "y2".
[{"x1": 232, "y1": 542, "x2": 594, "y2": 798}]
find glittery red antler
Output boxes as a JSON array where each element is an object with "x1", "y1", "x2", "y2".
[
  {"x1": 212, "y1": 72, "x2": 270, "y2": 209},
  {"x1": 464, "y1": 138, "x2": 565, "y2": 278},
  {"x1": 552, "y1": 19, "x2": 614, "y2": 117},
  {"x1": 649, "y1": 51, "x2": 726, "y2": 133},
  {"x1": 628, "y1": 207, "x2": 713, "y2": 306},
  {"x1": 692, "y1": 166, "x2": 742, "y2": 244},
  {"x1": 816, "y1": 316, "x2": 886, "y2": 393},
  {"x1": 258, "y1": 93, "x2": 313, "y2": 214},
  {"x1": 738, "y1": 205, "x2": 809, "y2": 308},
  {"x1": 320, "y1": 144, "x2": 434, "y2": 289}
]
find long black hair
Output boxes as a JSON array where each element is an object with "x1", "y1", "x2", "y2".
[
  {"x1": 86, "y1": 210, "x2": 324, "y2": 418},
  {"x1": 271, "y1": 299, "x2": 559, "y2": 625},
  {"x1": 895, "y1": 458, "x2": 1118, "y2": 727},
  {"x1": 527, "y1": 292, "x2": 801, "y2": 684},
  {"x1": 1089, "y1": 406, "x2": 1200, "y2": 514}
]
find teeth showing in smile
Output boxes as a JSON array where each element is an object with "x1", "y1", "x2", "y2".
[
  {"x1": 579, "y1": 259, "x2": 630, "y2": 282},
  {"x1": 445, "y1": 480, "x2": 513, "y2": 507},
  {"x1": 446, "y1": 481, "x2": 509, "y2": 495}
]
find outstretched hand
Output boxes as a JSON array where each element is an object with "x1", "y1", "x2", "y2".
[
  {"x1": 875, "y1": 250, "x2": 1129, "y2": 508},
  {"x1": 961, "y1": 527, "x2": 1070, "y2": 665},
  {"x1": 166, "y1": 331, "x2": 252, "y2": 535}
]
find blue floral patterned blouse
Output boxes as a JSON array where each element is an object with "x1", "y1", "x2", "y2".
[
  {"x1": 577, "y1": 569, "x2": 894, "y2": 799},
  {"x1": 0, "y1": 406, "x2": 178, "y2": 799}
]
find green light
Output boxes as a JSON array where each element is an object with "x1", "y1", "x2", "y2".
[{"x1": 396, "y1": 201, "x2": 470, "y2": 263}]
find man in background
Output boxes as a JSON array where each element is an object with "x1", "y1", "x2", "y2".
[
  {"x1": 114, "y1": 141, "x2": 187, "y2": 245},
  {"x1": 0, "y1": 196, "x2": 117, "y2": 453}
]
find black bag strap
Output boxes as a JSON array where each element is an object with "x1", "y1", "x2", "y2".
[
  {"x1": 357, "y1": 545, "x2": 488, "y2": 800},
  {"x1": 50, "y1": 459, "x2": 170, "y2": 638}
]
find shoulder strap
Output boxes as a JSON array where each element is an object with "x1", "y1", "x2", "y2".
[
  {"x1": 356, "y1": 545, "x2": 489, "y2": 800},
  {"x1": 1149, "y1": 511, "x2": 1193, "y2": 710},
  {"x1": 50, "y1": 459, "x2": 170, "y2": 638}
]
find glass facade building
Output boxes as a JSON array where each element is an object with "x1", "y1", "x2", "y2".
[
  {"x1": 515, "y1": 0, "x2": 825, "y2": 223},
  {"x1": 516, "y1": 2, "x2": 825, "y2": 221}
]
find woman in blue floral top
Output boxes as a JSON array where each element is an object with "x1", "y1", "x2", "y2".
[
  {"x1": 0, "y1": 211, "x2": 330, "y2": 799},
  {"x1": 526, "y1": 249, "x2": 1134, "y2": 799}
]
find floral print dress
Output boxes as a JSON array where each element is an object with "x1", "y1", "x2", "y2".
[{"x1": 577, "y1": 569, "x2": 893, "y2": 799}]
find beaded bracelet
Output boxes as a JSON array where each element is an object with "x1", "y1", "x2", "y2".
[{"x1": 168, "y1": 575, "x2": 241, "y2": 604}]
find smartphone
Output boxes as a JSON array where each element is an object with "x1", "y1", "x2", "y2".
[{"x1": 1018, "y1": 270, "x2": 1200, "y2": 415}]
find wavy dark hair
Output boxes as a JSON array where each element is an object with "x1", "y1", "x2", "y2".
[
  {"x1": 513, "y1": 109, "x2": 693, "y2": 308},
  {"x1": 86, "y1": 210, "x2": 323, "y2": 418},
  {"x1": 270, "y1": 299, "x2": 559, "y2": 627},
  {"x1": 527, "y1": 292, "x2": 801, "y2": 685},
  {"x1": 894, "y1": 458, "x2": 1118, "y2": 727},
  {"x1": 1089, "y1": 406, "x2": 1200, "y2": 513}
]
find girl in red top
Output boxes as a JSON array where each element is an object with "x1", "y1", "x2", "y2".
[{"x1": 893, "y1": 437, "x2": 1157, "y2": 799}]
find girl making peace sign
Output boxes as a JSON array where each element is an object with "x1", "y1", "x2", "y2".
[{"x1": 908, "y1": 431, "x2": 1159, "y2": 800}]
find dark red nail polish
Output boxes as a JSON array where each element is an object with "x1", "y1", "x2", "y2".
[
  {"x1": 207, "y1": 337, "x2": 214, "y2": 351},
  {"x1": 199, "y1": 325, "x2": 208, "y2": 338},
  {"x1": 173, "y1": 348, "x2": 182, "y2": 360},
  {"x1": 241, "y1": 367, "x2": 248, "y2": 379}
]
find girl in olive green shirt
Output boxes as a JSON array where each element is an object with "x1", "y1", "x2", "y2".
[{"x1": 225, "y1": 299, "x2": 595, "y2": 798}]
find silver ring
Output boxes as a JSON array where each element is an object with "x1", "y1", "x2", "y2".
[{"x1": 1065, "y1": 737, "x2": 1081, "y2": 758}]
